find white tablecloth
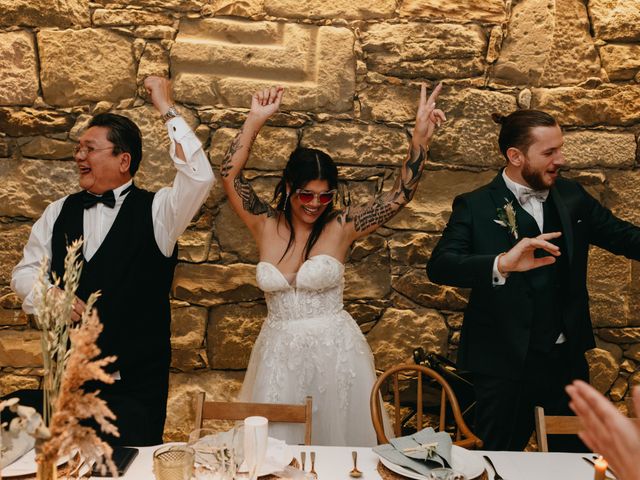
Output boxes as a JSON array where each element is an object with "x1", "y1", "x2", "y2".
[
  {"x1": 114, "y1": 445, "x2": 596, "y2": 480},
  {"x1": 2, "y1": 444, "x2": 599, "y2": 479}
]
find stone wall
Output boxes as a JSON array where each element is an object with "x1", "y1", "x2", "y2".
[{"x1": 1, "y1": 0, "x2": 639, "y2": 442}]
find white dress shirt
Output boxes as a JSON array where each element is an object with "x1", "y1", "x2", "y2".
[{"x1": 11, "y1": 116, "x2": 215, "y2": 314}]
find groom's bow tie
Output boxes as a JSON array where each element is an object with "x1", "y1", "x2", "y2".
[
  {"x1": 82, "y1": 189, "x2": 116, "y2": 209},
  {"x1": 518, "y1": 189, "x2": 549, "y2": 205}
]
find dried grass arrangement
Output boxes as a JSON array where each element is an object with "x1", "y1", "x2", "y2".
[{"x1": 30, "y1": 238, "x2": 119, "y2": 477}]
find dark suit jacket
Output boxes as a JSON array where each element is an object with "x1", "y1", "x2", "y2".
[{"x1": 427, "y1": 172, "x2": 640, "y2": 379}]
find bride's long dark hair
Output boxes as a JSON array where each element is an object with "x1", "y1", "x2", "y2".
[{"x1": 273, "y1": 147, "x2": 339, "y2": 263}]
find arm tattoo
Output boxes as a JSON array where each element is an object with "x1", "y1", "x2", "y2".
[
  {"x1": 220, "y1": 128, "x2": 243, "y2": 178},
  {"x1": 233, "y1": 174, "x2": 276, "y2": 218},
  {"x1": 342, "y1": 144, "x2": 427, "y2": 232}
]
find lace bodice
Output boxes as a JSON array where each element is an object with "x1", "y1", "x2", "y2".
[{"x1": 256, "y1": 254, "x2": 345, "y2": 325}]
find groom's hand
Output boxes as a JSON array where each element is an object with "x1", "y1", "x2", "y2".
[{"x1": 497, "y1": 232, "x2": 562, "y2": 274}]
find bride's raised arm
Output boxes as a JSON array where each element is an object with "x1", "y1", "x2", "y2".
[
  {"x1": 220, "y1": 86, "x2": 284, "y2": 239},
  {"x1": 336, "y1": 83, "x2": 445, "y2": 241}
]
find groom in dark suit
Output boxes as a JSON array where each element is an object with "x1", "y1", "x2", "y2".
[{"x1": 427, "y1": 110, "x2": 640, "y2": 451}]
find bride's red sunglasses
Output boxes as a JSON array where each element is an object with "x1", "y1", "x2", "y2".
[{"x1": 295, "y1": 189, "x2": 337, "y2": 205}]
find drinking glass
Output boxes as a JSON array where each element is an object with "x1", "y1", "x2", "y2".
[
  {"x1": 152, "y1": 445, "x2": 194, "y2": 480},
  {"x1": 187, "y1": 428, "x2": 235, "y2": 480},
  {"x1": 233, "y1": 417, "x2": 268, "y2": 480}
]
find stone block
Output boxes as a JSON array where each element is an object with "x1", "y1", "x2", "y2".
[
  {"x1": 209, "y1": 126, "x2": 298, "y2": 171},
  {"x1": 394, "y1": 267, "x2": 469, "y2": 311},
  {"x1": 172, "y1": 19, "x2": 355, "y2": 113},
  {"x1": 399, "y1": 0, "x2": 505, "y2": 23},
  {"x1": 588, "y1": 247, "x2": 631, "y2": 328},
  {"x1": 38, "y1": 28, "x2": 137, "y2": 107},
  {"x1": 172, "y1": 263, "x2": 261, "y2": 306},
  {"x1": 0, "y1": 31, "x2": 38, "y2": 106},
  {"x1": 609, "y1": 376, "x2": 628, "y2": 402},
  {"x1": 0, "y1": 373, "x2": 40, "y2": 396},
  {"x1": 208, "y1": 0, "x2": 265, "y2": 17},
  {"x1": 586, "y1": 347, "x2": 620, "y2": 394},
  {"x1": 563, "y1": 131, "x2": 636, "y2": 169},
  {"x1": 344, "y1": 249, "x2": 391, "y2": 300},
  {"x1": 171, "y1": 304, "x2": 208, "y2": 349},
  {"x1": 589, "y1": 0, "x2": 640, "y2": 42},
  {"x1": 598, "y1": 328, "x2": 640, "y2": 344},
  {"x1": 0, "y1": 224, "x2": 32, "y2": 285},
  {"x1": 214, "y1": 201, "x2": 260, "y2": 263},
  {"x1": 429, "y1": 88, "x2": 517, "y2": 167},
  {"x1": 21, "y1": 137, "x2": 74, "y2": 160},
  {"x1": 265, "y1": 0, "x2": 395, "y2": 19},
  {"x1": 345, "y1": 301, "x2": 385, "y2": 326},
  {"x1": 0, "y1": 108, "x2": 75, "y2": 137},
  {"x1": 350, "y1": 234, "x2": 386, "y2": 262},
  {"x1": 0, "y1": 308, "x2": 28, "y2": 326},
  {"x1": 362, "y1": 23, "x2": 486, "y2": 79},
  {"x1": 359, "y1": 83, "x2": 420, "y2": 124},
  {"x1": 368, "y1": 307, "x2": 448, "y2": 370},
  {"x1": 165, "y1": 370, "x2": 244, "y2": 441},
  {"x1": 93, "y1": 0, "x2": 205, "y2": 9},
  {"x1": 387, "y1": 169, "x2": 497, "y2": 232},
  {"x1": 531, "y1": 85, "x2": 640, "y2": 126},
  {"x1": 0, "y1": 0, "x2": 89, "y2": 28},
  {"x1": 207, "y1": 302, "x2": 267, "y2": 369},
  {"x1": 606, "y1": 171, "x2": 640, "y2": 226},
  {"x1": 389, "y1": 232, "x2": 440, "y2": 267},
  {"x1": 134, "y1": 26, "x2": 177, "y2": 40},
  {"x1": 92, "y1": 9, "x2": 175, "y2": 26},
  {"x1": 0, "y1": 330, "x2": 42, "y2": 368},
  {"x1": 137, "y1": 42, "x2": 170, "y2": 84},
  {"x1": 178, "y1": 230, "x2": 213, "y2": 263},
  {"x1": 171, "y1": 349, "x2": 208, "y2": 371},
  {"x1": 491, "y1": 0, "x2": 600, "y2": 87},
  {"x1": 301, "y1": 122, "x2": 406, "y2": 167},
  {"x1": 599, "y1": 44, "x2": 640, "y2": 81},
  {"x1": 0, "y1": 159, "x2": 77, "y2": 218}
]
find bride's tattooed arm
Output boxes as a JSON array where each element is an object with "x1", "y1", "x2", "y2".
[
  {"x1": 220, "y1": 87, "x2": 284, "y2": 233},
  {"x1": 335, "y1": 83, "x2": 445, "y2": 240},
  {"x1": 336, "y1": 143, "x2": 428, "y2": 233}
]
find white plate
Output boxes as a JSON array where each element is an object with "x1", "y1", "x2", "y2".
[
  {"x1": 1, "y1": 449, "x2": 69, "y2": 478},
  {"x1": 378, "y1": 445, "x2": 486, "y2": 480}
]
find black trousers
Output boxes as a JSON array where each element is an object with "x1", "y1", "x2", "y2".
[
  {"x1": 473, "y1": 342, "x2": 589, "y2": 451},
  {"x1": 1, "y1": 378, "x2": 167, "y2": 446}
]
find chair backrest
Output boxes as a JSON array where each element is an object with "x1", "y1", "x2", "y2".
[
  {"x1": 370, "y1": 363, "x2": 483, "y2": 449},
  {"x1": 534, "y1": 405, "x2": 640, "y2": 452},
  {"x1": 194, "y1": 392, "x2": 313, "y2": 445}
]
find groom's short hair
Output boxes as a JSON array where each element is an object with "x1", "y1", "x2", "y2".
[{"x1": 492, "y1": 110, "x2": 558, "y2": 160}]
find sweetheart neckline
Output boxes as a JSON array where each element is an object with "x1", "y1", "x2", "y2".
[{"x1": 257, "y1": 254, "x2": 344, "y2": 287}]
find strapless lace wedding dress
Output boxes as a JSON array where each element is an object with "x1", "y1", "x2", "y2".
[{"x1": 238, "y1": 254, "x2": 382, "y2": 446}]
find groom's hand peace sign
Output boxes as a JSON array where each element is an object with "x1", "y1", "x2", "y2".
[{"x1": 413, "y1": 83, "x2": 446, "y2": 149}]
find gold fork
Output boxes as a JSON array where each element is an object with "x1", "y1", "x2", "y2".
[{"x1": 309, "y1": 451, "x2": 318, "y2": 478}]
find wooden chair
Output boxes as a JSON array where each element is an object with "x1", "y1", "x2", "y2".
[
  {"x1": 194, "y1": 392, "x2": 313, "y2": 445},
  {"x1": 370, "y1": 364, "x2": 483, "y2": 449},
  {"x1": 534, "y1": 405, "x2": 640, "y2": 452}
]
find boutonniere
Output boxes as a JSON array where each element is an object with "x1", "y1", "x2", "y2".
[{"x1": 494, "y1": 198, "x2": 518, "y2": 239}]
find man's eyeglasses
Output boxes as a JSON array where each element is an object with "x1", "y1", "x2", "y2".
[
  {"x1": 295, "y1": 189, "x2": 337, "y2": 205},
  {"x1": 73, "y1": 144, "x2": 114, "y2": 159}
]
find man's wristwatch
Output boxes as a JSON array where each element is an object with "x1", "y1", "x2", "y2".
[{"x1": 161, "y1": 105, "x2": 179, "y2": 122}]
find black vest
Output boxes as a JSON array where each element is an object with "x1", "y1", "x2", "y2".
[
  {"x1": 514, "y1": 195, "x2": 569, "y2": 352},
  {"x1": 51, "y1": 186, "x2": 177, "y2": 386}
]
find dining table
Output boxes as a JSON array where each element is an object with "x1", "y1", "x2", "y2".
[{"x1": 47, "y1": 444, "x2": 600, "y2": 480}]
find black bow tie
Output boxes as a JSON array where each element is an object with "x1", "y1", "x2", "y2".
[{"x1": 82, "y1": 189, "x2": 116, "y2": 209}]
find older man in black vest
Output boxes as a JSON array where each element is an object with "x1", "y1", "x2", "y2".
[
  {"x1": 10, "y1": 76, "x2": 214, "y2": 445},
  {"x1": 427, "y1": 110, "x2": 640, "y2": 451}
]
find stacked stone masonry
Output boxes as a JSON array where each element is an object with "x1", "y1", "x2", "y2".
[{"x1": 0, "y1": 0, "x2": 639, "y2": 442}]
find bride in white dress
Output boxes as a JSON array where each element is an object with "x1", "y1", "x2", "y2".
[{"x1": 220, "y1": 84, "x2": 445, "y2": 446}]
